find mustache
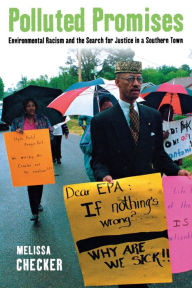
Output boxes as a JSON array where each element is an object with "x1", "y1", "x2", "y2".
[{"x1": 131, "y1": 87, "x2": 140, "y2": 91}]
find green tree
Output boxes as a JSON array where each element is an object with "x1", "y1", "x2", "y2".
[
  {"x1": 164, "y1": 71, "x2": 177, "y2": 82},
  {"x1": 158, "y1": 65, "x2": 177, "y2": 75},
  {"x1": 27, "y1": 75, "x2": 49, "y2": 87},
  {"x1": 66, "y1": 48, "x2": 101, "y2": 81},
  {"x1": 97, "y1": 59, "x2": 114, "y2": 79},
  {"x1": 66, "y1": 48, "x2": 135, "y2": 81},
  {"x1": 104, "y1": 48, "x2": 135, "y2": 66},
  {"x1": 49, "y1": 66, "x2": 78, "y2": 91},
  {"x1": 175, "y1": 69, "x2": 189, "y2": 78},
  {"x1": 0, "y1": 77, "x2": 4, "y2": 100},
  {"x1": 142, "y1": 68, "x2": 164, "y2": 84},
  {"x1": 16, "y1": 76, "x2": 28, "y2": 89},
  {"x1": 143, "y1": 65, "x2": 190, "y2": 85},
  {"x1": 99, "y1": 48, "x2": 135, "y2": 79},
  {"x1": 180, "y1": 64, "x2": 191, "y2": 74},
  {"x1": 4, "y1": 87, "x2": 17, "y2": 97},
  {"x1": 81, "y1": 49, "x2": 101, "y2": 80}
]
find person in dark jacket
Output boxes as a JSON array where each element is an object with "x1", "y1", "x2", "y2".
[
  {"x1": 11, "y1": 98, "x2": 53, "y2": 223},
  {"x1": 91, "y1": 61, "x2": 190, "y2": 288}
]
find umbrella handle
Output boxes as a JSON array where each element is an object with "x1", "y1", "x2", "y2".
[
  {"x1": 167, "y1": 93, "x2": 173, "y2": 123},
  {"x1": 95, "y1": 87, "x2": 100, "y2": 113},
  {"x1": 94, "y1": 75, "x2": 100, "y2": 113}
]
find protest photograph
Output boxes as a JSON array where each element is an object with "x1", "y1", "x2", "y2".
[{"x1": 0, "y1": 0, "x2": 192, "y2": 287}]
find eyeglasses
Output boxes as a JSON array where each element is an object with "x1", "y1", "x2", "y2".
[{"x1": 120, "y1": 76, "x2": 143, "y2": 84}]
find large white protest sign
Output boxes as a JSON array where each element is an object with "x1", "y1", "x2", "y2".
[{"x1": 163, "y1": 116, "x2": 192, "y2": 160}]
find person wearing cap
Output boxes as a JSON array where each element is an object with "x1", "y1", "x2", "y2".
[{"x1": 91, "y1": 61, "x2": 190, "y2": 288}]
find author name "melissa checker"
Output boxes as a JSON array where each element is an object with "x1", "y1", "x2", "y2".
[{"x1": 16, "y1": 246, "x2": 63, "y2": 271}]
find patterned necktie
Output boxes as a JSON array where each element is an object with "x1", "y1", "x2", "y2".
[{"x1": 129, "y1": 103, "x2": 140, "y2": 144}]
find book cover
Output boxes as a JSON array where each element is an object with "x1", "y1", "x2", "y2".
[{"x1": 0, "y1": 0, "x2": 191, "y2": 287}]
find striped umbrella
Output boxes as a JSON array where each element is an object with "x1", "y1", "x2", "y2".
[
  {"x1": 48, "y1": 78, "x2": 144, "y2": 116},
  {"x1": 48, "y1": 78, "x2": 119, "y2": 116}
]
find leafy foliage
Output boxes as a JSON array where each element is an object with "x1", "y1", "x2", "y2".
[
  {"x1": 142, "y1": 65, "x2": 191, "y2": 84},
  {"x1": 4, "y1": 48, "x2": 192, "y2": 94},
  {"x1": 0, "y1": 77, "x2": 4, "y2": 100}
]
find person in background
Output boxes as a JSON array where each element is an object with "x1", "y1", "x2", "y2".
[
  {"x1": 78, "y1": 115, "x2": 92, "y2": 131},
  {"x1": 11, "y1": 98, "x2": 53, "y2": 223},
  {"x1": 159, "y1": 104, "x2": 174, "y2": 140},
  {"x1": 159, "y1": 104, "x2": 182, "y2": 166},
  {"x1": 53, "y1": 122, "x2": 69, "y2": 164},
  {"x1": 80, "y1": 97, "x2": 113, "y2": 181}
]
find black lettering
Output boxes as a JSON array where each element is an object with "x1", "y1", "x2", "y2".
[
  {"x1": 81, "y1": 202, "x2": 96, "y2": 217},
  {"x1": 87, "y1": 250, "x2": 100, "y2": 260},
  {"x1": 97, "y1": 183, "x2": 106, "y2": 194},
  {"x1": 107, "y1": 183, "x2": 114, "y2": 193},
  {"x1": 104, "y1": 258, "x2": 124, "y2": 269},
  {"x1": 152, "y1": 252, "x2": 163, "y2": 267},
  {"x1": 165, "y1": 141, "x2": 172, "y2": 148},
  {"x1": 114, "y1": 181, "x2": 123, "y2": 192},
  {"x1": 65, "y1": 187, "x2": 74, "y2": 199},
  {"x1": 123, "y1": 242, "x2": 145, "y2": 255},
  {"x1": 99, "y1": 219, "x2": 112, "y2": 227}
]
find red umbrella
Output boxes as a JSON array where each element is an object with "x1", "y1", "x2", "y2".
[{"x1": 141, "y1": 83, "x2": 192, "y2": 115}]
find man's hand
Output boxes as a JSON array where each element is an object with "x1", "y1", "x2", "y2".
[
  {"x1": 178, "y1": 169, "x2": 191, "y2": 177},
  {"x1": 65, "y1": 134, "x2": 69, "y2": 139},
  {"x1": 16, "y1": 128, "x2": 23, "y2": 134},
  {"x1": 102, "y1": 175, "x2": 113, "y2": 183}
]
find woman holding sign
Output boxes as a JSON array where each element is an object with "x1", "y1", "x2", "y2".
[{"x1": 11, "y1": 98, "x2": 53, "y2": 223}]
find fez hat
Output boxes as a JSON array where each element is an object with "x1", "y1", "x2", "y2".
[{"x1": 115, "y1": 61, "x2": 142, "y2": 74}]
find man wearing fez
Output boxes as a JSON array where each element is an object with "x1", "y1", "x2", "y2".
[{"x1": 91, "y1": 61, "x2": 190, "y2": 288}]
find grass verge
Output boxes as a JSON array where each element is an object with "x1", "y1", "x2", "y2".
[
  {"x1": 181, "y1": 154, "x2": 192, "y2": 173},
  {"x1": 67, "y1": 117, "x2": 83, "y2": 136}
]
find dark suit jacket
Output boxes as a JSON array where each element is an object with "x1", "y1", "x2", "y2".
[{"x1": 91, "y1": 102, "x2": 179, "y2": 181}]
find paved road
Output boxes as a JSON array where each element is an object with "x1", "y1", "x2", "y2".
[{"x1": 0, "y1": 131, "x2": 191, "y2": 288}]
